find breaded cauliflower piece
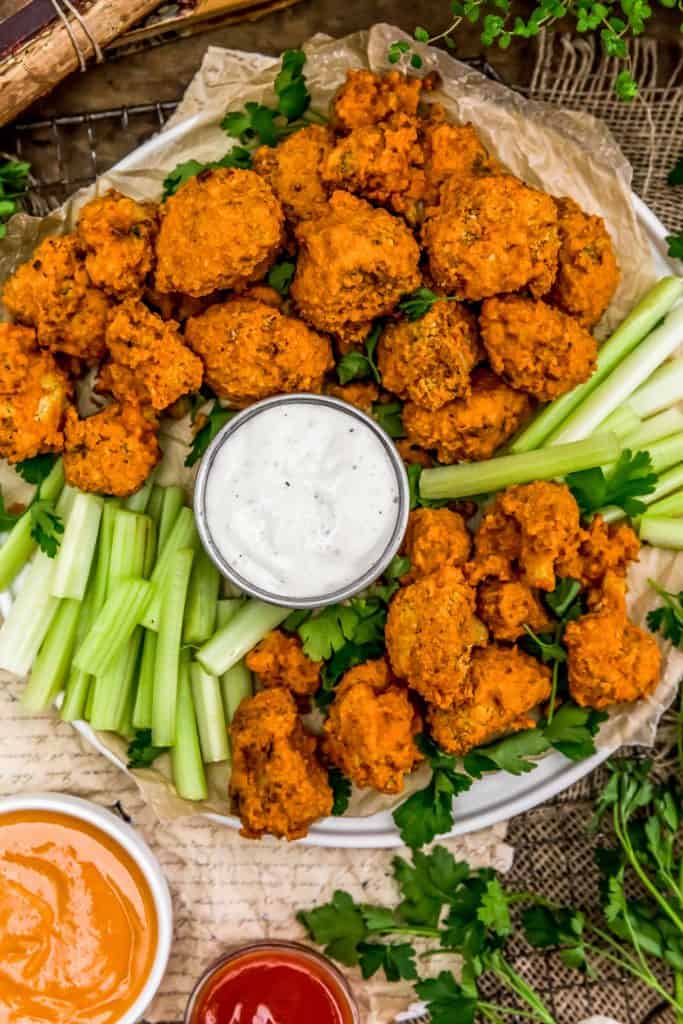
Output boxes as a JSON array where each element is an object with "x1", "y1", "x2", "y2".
[
  {"x1": 331, "y1": 69, "x2": 424, "y2": 133},
  {"x1": 559, "y1": 515, "x2": 640, "y2": 593},
  {"x1": 326, "y1": 381, "x2": 379, "y2": 414},
  {"x1": 385, "y1": 566, "x2": 488, "y2": 708},
  {"x1": 63, "y1": 403, "x2": 160, "y2": 497},
  {"x1": 2, "y1": 235, "x2": 110, "y2": 363},
  {"x1": 290, "y1": 191, "x2": 421, "y2": 338},
  {"x1": 423, "y1": 175, "x2": 559, "y2": 300},
  {"x1": 155, "y1": 168, "x2": 284, "y2": 297},
  {"x1": 402, "y1": 367, "x2": 532, "y2": 463},
  {"x1": 184, "y1": 298, "x2": 333, "y2": 406},
  {"x1": 245, "y1": 630, "x2": 320, "y2": 697},
  {"x1": 253, "y1": 125, "x2": 331, "y2": 224},
  {"x1": 378, "y1": 299, "x2": 480, "y2": 411},
  {"x1": 549, "y1": 197, "x2": 620, "y2": 328},
  {"x1": 105, "y1": 299, "x2": 203, "y2": 411},
  {"x1": 322, "y1": 658, "x2": 422, "y2": 794},
  {"x1": 229, "y1": 688, "x2": 333, "y2": 840},
  {"x1": 428, "y1": 644, "x2": 551, "y2": 755},
  {"x1": 77, "y1": 190, "x2": 158, "y2": 297},
  {"x1": 471, "y1": 482, "x2": 582, "y2": 591},
  {"x1": 0, "y1": 324, "x2": 69, "y2": 463},
  {"x1": 480, "y1": 295, "x2": 597, "y2": 402},
  {"x1": 476, "y1": 579, "x2": 552, "y2": 642},
  {"x1": 421, "y1": 107, "x2": 499, "y2": 207},
  {"x1": 403, "y1": 507, "x2": 471, "y2": 582}
]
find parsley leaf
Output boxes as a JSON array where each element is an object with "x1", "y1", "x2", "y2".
[
  {"x1": 222, "y1": 49, "x2": 313, "y2": 148},
  {"x1": 398, "y1": 287, "x2": 445, "y2": 321},
  {"x1": 0, "y1": 493, "x2": 21, "y2": 532},
  {"x1": 567, "y1": 449, "x2": 657, "y2": 517},
  {"x1": 299, "y1": 604, "x2": 359, "y2": 661},
  {"x1": 329, "y1": 768, "x2": 352, "y2": 816},
  {"x1": 14, "y1": 454, "x2": 58, "y2": 487},
  {"x1": 415, "y1": 972, "x2": 477, "y2": 1024},
  {"x1": 317, "y1": 640, "x2": 385, "y2": 711},
  {"x1": 647, "y1": 580, "x2": 683, "y2": 646},
  {"x1": 127, "y1": 729, "x2": 168, "y2": 769},
  {"x1": 405, "y1": 463, "x2": 450, "y2": 509},
  {"x1": 29, "y1": 501, "x2": 63, "y2": 558},
  {"x1": 274, "y1": 48, "x2": 310, "y2": 120},
  {"x1": 373, "y1": 400, "x2": 405, "y2": 439},
  {"x1": 393, "y1": 734, "x2": 472, "y2": 849},
  {"x1": 0, "y1": 159, "x2": 30, "y2": 238},
  {"x1": 522, "y1": 624, "x2": 567, "y2": 664},
  {"x1": 544, "y1": 577, "x2": 582, "y2": 618},
  {"x1": 267, "y1": 260, "x2": 295, "y2": 297},
  {"x1": 161, "y1": 148, "x2": 252, "y2": 199},
  {"x1": 522, "y1": 905, "x2": 589, "y2": 971},
  {"x1": 358, "y1": 942, "x2": 417, "y2": 981},
  {"x1": 668, "y1": 156, "x2": 683, "y2": 186},
  {"x1": 464, "y1": 727, "x2": 550, "y2": 777},
  {"x1": 393, "y1": 846, "x2": 470, "y2": 926},
  {"x1": 543, "y1": 703, "x2": 607, "y2": 761},
  {"x1": 667, "y1": 232, "x2": 683, "y2": 261},
  {"x1": 298, "y1": 890, "x2": 367, "y2": 965},
  {"x1": 185, "y1": 404, "x2": 236, "y2": 468},
  {"x1": 336, "y1": 324, "x2": 381, "y2": 385}
]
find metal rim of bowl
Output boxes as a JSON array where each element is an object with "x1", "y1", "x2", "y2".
[
  {"x1": 183, "y1": 939, "x2": 361, "y2": 1024},
  {"x1": 193, "y1": 393, "x2": 411, "y2": 609}
]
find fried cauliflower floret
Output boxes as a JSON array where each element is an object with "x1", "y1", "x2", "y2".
[
  {"x1": 290, "y1": 191, "x2": 420, "y2": 337},
  {"x1": 378, "y1": 299, "x2": 480, "y2": 411},
  {"x1": 428, "y1": 644, "x2": 552, "y2": 755},
  {"x1": 423, "y1": 175, "x2": 559, "y2": 300},
  {"x1": 0, "y1": 324, "x2": 69, "y2": 463},
  {"x1": 331, "y1": 69, "x2": 424, "y2": 132},
  {"x1": 105, "y1": 299, "x2": 203, "y2": 411},
  {"x1": 476, "y1": 580, "x2": 552, "y2": 642},
  {"x1": 385, "y1": 566, "x2": 487, "y2": 708},
  {"x1": 155, "y1": 168, "x2": 284, "y2": 297},
  {"x1": 245, "y1": 630, "x2": 320, "y2": 697},
  {"x1": 326, "y1": 381, "x2": 379, "y2": 414},
  {"x1": 63, "y1": 403, "x2": 160, "y2": 497},
  {"x1": 2, "y1": 235, "x2": 109, "y2": 362},
  {"x1": 402, "y1": 508, "x2": 471, "y2": 582},
  {"x1": 403, "y1": 367, "x2": 532, "y2": 463},
  {"x1": 421, "y1": 108, "x2": 499, "y2": 207},
  {"x1": 253, "y1": 125, "x2": 331, "y2": 224},
  {"x1": 77, "y1": 191, "x2": 158, "y2": 297},
  {"x1": 549, "y1": 197, "x2": 619, "y2": 328},
  {"x1": 480, "y1": 295, "x2": 597, "y2": 402},
  {"x1": 559, "y1": 515, "x2": 640, "y2": 591},
  {"x1": 229, "y1": 688, "x2": 333, "y2": 840},
  {"x1": 184, "y1": 299, "x2": 333, "y2": 406},
  {"x1": 471, "y1": 482, "x2": 582, "y2": 591},
  {"x1": 322, "y1": 659, "x2": 422, "y2": 794}
]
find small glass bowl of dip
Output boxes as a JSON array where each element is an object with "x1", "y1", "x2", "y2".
[
  {"x1": 194, "y1": 394, "x2": 410, "y2": 608},
  {"x1": 184, "y1": 940, "x2": 361, "y2": 1024}
]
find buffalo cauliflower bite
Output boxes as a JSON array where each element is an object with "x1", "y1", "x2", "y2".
[
  {"x1": 322, "y1": 658, "x2": 422, "y2": 794},
  {"x1": 402, "y1": 368, "x2": 532, "y2": 463},
  {"x1": 480, "y1": 295, "x2": 598, "y2": 402},
  {"x1": 549, "y1": 196, "x2": 620, "y2": 328},
  {"x1": 77, "y1": 191, "x2": 158, "y2": 297},
  {"x1": 184, "y1": 298, "x2": 333, "y2": 406},
  {"x1": 476, "y1": 579, "x2": 552, "y2": 642},
  {"x1": 471, "y1": 482, "x2": 582, "y2": 591},
  {"x1": 331, "y1": 69, "x2": 424, "y2": 133},
  {"x1": 0, "y1": 323, "x2": 69, "y2": 463},
  {"x1": 428, "y1": 644, "x2": 552, "y2": 755},
  {"x1": 105, "y1": 299, "x2": 203, "y2": 411},
  {"x1": 559, "y1": 516, "x2": 640, "y2": 594},
  {"x1": 229, "y1": 688, "x2": 333, "y2": 840},
  {"x1": 423, "y1": 175, "x2": 559, "y2": 300},
  {"x1": 421, "y1": 108, "x2": 499, "y2": 207},
  {"x1": 326, "y1": 381, "x2": 379, "y2": 414},
  {"x1": 402, "y1": 508, "x2": 471, "y2": 582},
  {"x1": 378, "y1": 299, "x2": 480, "y2": 411},
  {"x1": 290, "y1": 191, "x2": 421, "y2": 338},
  {"x1": 385, "y1": 566, "x2": 488, "y2": 708},
  {"x1": 253, "y1": 125, "x2": 331, "y2": 224},
  {"x1": 63, "y1": 403, "x2": 160, "y2": 497},
  {"x1": 2, "y1": 234, "x2": 109, "y2": 363},
  {"x1": 245, "y1": 630, "x2": 320, "y2": 697},
  {"x1": 155, "y1": 168, "x2": 284, "y2": 297}
]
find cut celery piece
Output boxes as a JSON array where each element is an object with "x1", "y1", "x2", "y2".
[
  {"x1": 21, "y1": 598, "x2": 81, "y2": 712},
  {"x1": 598, "y1": 406, "x2": 642, "y2": 441},
  {"x1": 639, "y1": 516, "x2": 683, "y2": 549},
  {"x1": 73, "y1": 579, "x2": 151, "y2": 677},
  {"x1": 643, "y1": 489, "x2": 683, "y2": 518},
  {"x1": 197, "y1": 599, "x2": 292, "y2": 677},
  {"x1": 622, "y1": 408, "x2": 683, "y2": 450},
  {"x1": 147, "y1": 484, "x2": 165, "y2": 528},
  {"x1": 124, "y1": 471, "x2": 157, "y2": 513},
  {"x1": 629, "y1": 358, "x2": 683, "y2": 418},
  {"x1": 91, "y1": 499, "x2": 121, "y2": 615},
  {"x1": 52, "y1": 492, "x2": 103, "y2": 600},
  {"x1": 171, "y1": 651, "x2": 208, "y2": 801},
  {"x1": 190, "y1": 663, "x2": 229, "y2": 763},
  {"x1": 0, "y1": 552, "x2": 59, "y2": 676},
  {"x1": 647, "y1": 432, "x2": 683, "y2": 474},
  {"x1": 108, "y1": 509, "x2": 149, "y2": 592},
  {"x1": 0, "y1": 458, "x2": 64, "y2": 591},
  {"x1": 60, "y1": 576, "x2": 97, "y2": 722},
  {"x1": 143, "y1": 519, "x2": 158, "y2": 580},
  {"x1": 152, "y1": 547, "x2": 195, "y2": 746},
  {"x1": 89, "y1": 627, "x2": 143, "y2": 733},
  {"x1": 183, "y1": 547, "x2": 220, "y2": 645},
  {"x1": 141, "y1": 508, "x2": 199, "y2": 631},
  {"x1": 133, "y1": 630, "x2": 158, "y2": 730},
  {"x1": 221, "y1": 661, "x2": 253, "y2": 722},
  {"x1": 217, "y1": 599, "x2": 246, "y2": 627},
  {"x1": 157, "y1": 485, "x2": 185, "y2": 553}
]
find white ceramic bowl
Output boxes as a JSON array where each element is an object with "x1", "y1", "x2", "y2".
[{"x1": 0, "y1": 791, "x2": 173, "y2": 1024}]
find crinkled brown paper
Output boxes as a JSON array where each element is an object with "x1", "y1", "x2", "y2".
[{"x1": 1, "y1": 24, "x2": 682, "y2": 1022}]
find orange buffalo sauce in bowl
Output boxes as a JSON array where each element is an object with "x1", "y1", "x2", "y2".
[{"x1": 0, "y1": 808, "x2": 159, "y2": 1024}]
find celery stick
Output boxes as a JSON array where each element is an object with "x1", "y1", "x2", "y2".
[
  {"x1": 147, "y1": 484, "x2": 165, "y2": 528},
  {"x1": 197, "y1": 599, "x2": 292, "y2": 677},
  {"x1": 143, "y1": 519, "x2": 157, "y2": 580},
  {"x1": 639, "y1": 516, "x2": 683, "y2": 549},
  {"x1": 647, "y1": 432, "x2": 683, "y2": 474},
  {"x1": 152, "y1": 547, "x2": 195, "y2": 746},
  {"x1": 629, "y1": 358, "x2": 683, "y2": 418},
  {"x1": 622, "y1": 408, "x2": 683, "y2": 449},
  {"x1": 89, "y1": 627, "x2": 143, "y2": 733},
  {"x1": 0, "y1": 458, "x2": 64, "y2": 591},
  {"x1": 108, "y1": 510, "x2": 148, "y2": 592},
  {"x1": 183, "y1": 548, "x2": 220, "y2": 645},
  {"x1": 644, "y1": 464, "x2": 683, "y2": 505},
  {"x1": 61, "y1": 670, "x2": 92, "y2": 721},
  {"x1": 85, "y1": 676, "x2": 95, "y2": 720},
  {"x1": 51, "y1": 492, "x2": 103, "y2": 600},
  {"x1": 158, "y1": 485, "x2": 185, "y2": 552},
  {"x1": 91, "y1": 499, "x2": 120, "y2": 615},
  {"x1": 133, "y1": 630, "x2": 158, "y2": 730},
  {"x1": 598, "y1": 406, "x2": 642, "y2": 441},
  {"x1": 551, "y1": 303, "x2": 683, "y2": 445},
  {"x1": 217, "y1": 598, "x2": 246, "y2": 627},
  {"x1": 141, "y1": 508, "x2": 199, "y2": 631},
  {"x1": 221, "y1": 661, "x2": 253, "y2": 721},
  {"x1": 190, "y1": 663, "x2": 229, "y2": 763},
  {"x1": 420, "y1": 434, "x2": 621, "y2": 502},
  {"x1": 124, "y1": 471, "x2": 156, "y2": 513},
  {"x1": 595, "y1": 505, "x2": 624, "y2": 524},
  {"x1": 510, "y1": 277, "x2": 683, "y2": 453},
  {"x1": 643, "y1": 489, "x2": 683, "y2": 518},
  {"x1": 172, "y1": 652, "x2": 208, "y2": 801},
  {"x1": 21, "y1": 598, "x2": 81, "y2": 711},
  {"x1": 0, "y1": 552, "x2": 59, "y2": 676},
  {"x1": 73, "y1": 579, "x2": 151, "y2": 677}
]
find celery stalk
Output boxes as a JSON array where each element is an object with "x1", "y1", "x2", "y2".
[
  {"x1": 51, "y1": 492, "x2": 103, "y2": 600},
  {"x1": 73, "y1": 579, "x2": 151, "y2": 677},
  {"x1": 60, "y1": 670, "x2": 92, "y2": 721},
  {"x1": 643, "y1": 489, "x2": 683, "y2": 518},
  {"x1": 152, "y1": 547, "x2": 195, "y2": 746},
  {"x1": 629, "y1": 358, "x2": 683, "y2": 418},
  {"x1": 124, "y1": 471, "x2": 156, "y2": 513},
  {"x1": 644, "y1": 464, "x2": 683, "y2": 505},
  {"x1": 91, "y1": 499, "x2": 121, "y2": 615},
  {"x1": 217, "y1": 599, "x2": 246, "y2": 627},
  {"x1": 598, "y1": 406, "x2": 642, "y2": 440},
  {"x1": 639, "y1": 516, "x2": 683, "y2": 549},
  {"x1": 0, "y1": 458, "x2": 64, "y2": 591},
  {"x1": 622, "y1": 408, "x2": 683, "y2": 450},
  {"x1": 197, "y1": 599, "x2": 292, "y2": 677},
  {"x1": 647, "y1": 432, "x2": 683, "y2": 474},
  {"x1": 141, "y1": 508, "x2": 199, "y2": 631},
  {"x1": 171, "y1": 651, "x2": 208, "y2": 801},
  {"x1": 183, "y1": 547, "x2": 220, "y2": 645},
  {"x1": 147, "y1": 484, "x2": 165, "y2": 528},
  {"x1": 133, "y1": 630, "x2": 158, "y2": 730},
  {"x1": 0, "y1": 553, "x2": 59, "y2": 676},
  {"x1": 89, "y1": 627, "x2": 143, "y2": 733},
  {"x1": 420, "y1": 434, "x2": 621, "y2": 502},
  {"x1": 21, "y1": 598, "x2": 81, "y2": 711},
  {"x1": 510, "y1": 277, "x2": 683, "y2": 453},
  {"x1": 157, "y1": 485, "x2": 185, "y2": 552},
  {"x1": 108, "y1": 510, "x2": 149, "y2": 592},
  {"x1": 190, "y1": 663, "x2": 229, "y2": 763},
  {"x1": 85, "y1": 675, "x2": 95, "y2": 720},
  {"x1": 221, "y1": 662, "x2": 253, "y2": 721},
  {"x1": 142, "y1": 519, "x2": 157, "y2": 580}
]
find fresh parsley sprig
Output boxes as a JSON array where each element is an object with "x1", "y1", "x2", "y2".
[
  {"x1": 0, "y1": 159, "x2": 30, "y2": 238},
  {"x1": 185, "y1": 401, "x2": 236, "y2": 468},
  {"x1": 393, "y1": 734, "x2": 473, "y2": 849},
  {"x1": 161, "y1": 148, "x2": 252, "y2": 200},
  {"x1": 127, "y1": 728, "x2": 168, "y2": 769},
  {"x1": 398, "y1": 288, "x2": 457, "y2": 321},
  {"x1": 336, "y1": 324, "x2": 381, "y2": 385},
  {"x1": 329, "y1": 768, "x2": 352, "y2": 816},
  {"x1": 647, "y1": 580, "x2": 683, "y2": 647},
  {"x1": 668, "y1": 232, "x2": 683, "y2": 262},
  {"x1": 267, "y1": 260, "x2": 296, "y2": 297},
  {"x1": 406, "y1": 464, "x2": 450, "y2": 510},
  {"x1": 566, "y1": 449, "x2": 658, "y2": 518},
  {"x1": 372, "y1": 399, "x2": 405, "y2": 439},
  {"x1": 1, "y1": 455, "x2": 64, "y2": 558},
  {"x1": 521, "y1": 576, "x2": 584, "y2": 720}
]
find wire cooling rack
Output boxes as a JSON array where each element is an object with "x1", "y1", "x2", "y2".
[{"x1": 0, "y1": 76, "x2": 678, "y2": 1024}]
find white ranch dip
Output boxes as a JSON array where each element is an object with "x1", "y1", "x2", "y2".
[{"x1": 202, "y1": 399, "x2": 402, "y2": 602}]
